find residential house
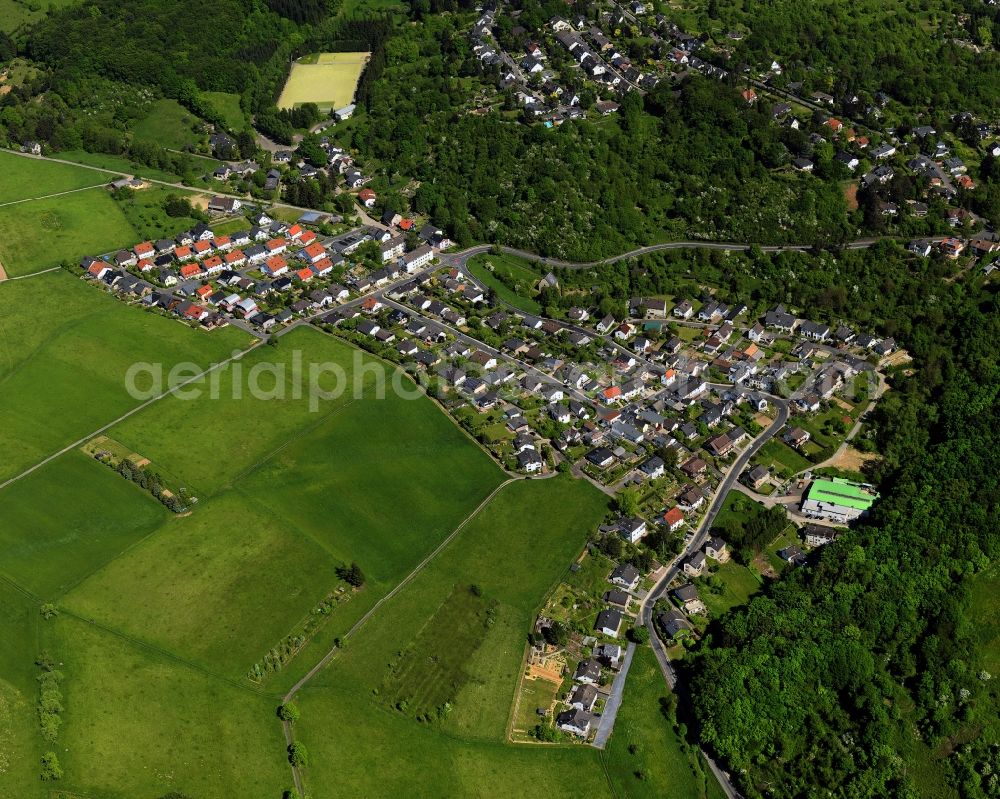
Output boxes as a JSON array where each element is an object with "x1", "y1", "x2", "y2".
[
  {"x1": 658, "y1": 609, "x2": 693, "y2": 640},
  {"x1": 595, "y1": 608, "x2": 624, "y2": 637},
  {"x1": 568, "y1": 683, "x2": 598, "y2": 712},
  {"x1": 609, "y1": 563, "x2": 640, "y2": 591},
  {"x1": 556, "y1": 709, "x2": 593, "y2": 737},
  {"x1": 618, "y1": 518, "x2": 647, "y2": 544},
  {"x1": 672, "y1": 584, "x2": 705, "y2": 615},
  {"x1": 663, "y1": 506, "x2": 685, "y2": 532},
  {"x1": 573, "y1": 659, "x2": 602, "y2": 685},
  {"x1": 705, "y1": 537, "x2": 729, "y2": 562},
  {"x1": 682, "y1": 551, "x2": 706, "y2": 576}
]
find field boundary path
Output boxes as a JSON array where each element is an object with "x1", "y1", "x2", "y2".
[
  {"x1": 0, "y1": 181, "x2": 110, "y2": 209},
  {"x1": 278, "y1": 476, "x2": 519, "y2": 796},
  {"x1": 0, "y1": 342, "x2": 262, "y2": 493}
]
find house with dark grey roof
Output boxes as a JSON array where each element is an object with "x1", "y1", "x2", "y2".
[
  {"x1": 609, "y1": 563, "x2": 640, "y2": 591},
  {"x1": 595, "y1": 608, "x2": 623, "y2": 637},
  {"x1": 658, "y1": 609, "x2": 693, "y2": 639},
  {"x1": 573, "y1": 658, "x2": 602, "y2": 685},
  {"x1": 568, "y1": 683, "x2": 599, "y2": 712}
]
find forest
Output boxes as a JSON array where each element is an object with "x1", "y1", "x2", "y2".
[
  {"x1": 694, "y1": 0, "x2": 1000, "y2": 116},
  {"x1": 336, "y1": 14, "x2": 853, "y2": 260},
  {"x1": 687, "y1": 282, "x2": 999, "y2": 798}
]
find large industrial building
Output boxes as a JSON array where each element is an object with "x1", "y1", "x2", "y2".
[{"x1": 800, "y1": 477, "x2": 879, "y2": 524}]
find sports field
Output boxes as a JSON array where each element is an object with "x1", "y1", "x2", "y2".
[{"x1": 277, "y1": 52, "x2": 369, "y2": 110}]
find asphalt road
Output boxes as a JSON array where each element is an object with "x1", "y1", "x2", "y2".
[{"x1": 632, "y1": 393, "x2": 789, "y2": 799}]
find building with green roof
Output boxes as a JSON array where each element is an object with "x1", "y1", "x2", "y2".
[{"x1": 801, "y1": 477, "x2": 879, "y2": 523}]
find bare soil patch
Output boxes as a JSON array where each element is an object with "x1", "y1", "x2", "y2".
[{"x1": 827, "y1": 445, "x2": 877, "y2": 472}]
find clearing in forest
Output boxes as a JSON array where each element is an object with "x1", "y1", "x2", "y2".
[{"x1": 277, "y1": 52, "x2": 370, "y2": 110}]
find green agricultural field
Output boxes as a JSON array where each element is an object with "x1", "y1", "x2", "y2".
[
  {"x1": 62, "y1": 490, "x2": 345, "y2": 678},
  {"x1": 108, "y1": 329, "x2": 371, "y2": 496},
  {"x1": 0, "y1": 450, "x2": 170, "y2": 598},
  {"x1": 202, "y1": 91, "x2": 246, "y2": 130},
  {"x1": 0, "y1": 271, "x2": 249, "y2": 482},
  {"x1": 277, "y1": 52, "x2": 369, "y2": 110},
  {"x1": 379, "y1": 585, "x2": 497, "y2": 720},
  {"x1": 44, "y1": 617, "x2": 289, "y2": 799},
  {"x1": 295, "y1": 477, "x2": 613, "y2": 796},
  {"x1": 55, "y1": 149, "x2": 185, "y2": 182},
  {"x1": 133, "y1": 98, "x2": 204, "y2": 150},
  {"x1": 467, "y1": 253, "x2": 543, "y2": 314},
  {"x1": 0, "y1": 581, "x2": 45, "y2": 799},
  {"x1": 600, "y1": 647, "x2": 717, "y2": 798},
  {"x1": 77, "y1": 329, "x2": 502, "y2": 682},
  {"x1": 0, "y1": 149, "x2": 111, "y2": 203},
  {"x1": 0, "y1": 188, "x2": 137, "y2": 276}
]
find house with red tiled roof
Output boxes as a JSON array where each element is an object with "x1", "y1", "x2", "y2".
[
  {"x1": 939, "y1": 237, "x2": 965, "y2": 258},
  {"x1": 298, "y1": 230, "x2": 317, "y2": 247},
  {"x1": 296, "y1": 267, "x2": 314, "y2": 282},
  {"x1": 600, "y1": 386, "x2": 622, "y2": 403},
  {"x1": 183, "y1": 303, "x2": 209, "y2": 321},
  {"x1": 179, "y1": 262, "x2": 203, "y2": 279},
  {"x1": 213, "y1": 235, "x2": 233, "y2": 251},
  {"x1": 312, "y1": 258, "x2": 334, "y2": 276},
  {"x1": 224, "y1": 249, "x2": 247, "y2": 267},
  {"x1": 134, "y1": 241, "x2": 154, "y2": 258},
  {"x1": 358, "y1": 188, "x2": 377, "y2": 208},
  {"x1": 663, "y1": 507, "x2": 685, "y2": 532},
  {"x1": 174, "y1": 246, "x2": 194, "y2": 261},
  {"x1": 265, "y1": 238, "x2": 287, "y2": 254},
  {"x1": 286, "y1": 224, "x2": 303, "y2": 240},
  {"x1": 137, "y1": 258, "x2": 156, "y2": 273},
  {"x1": 264, "y1": 255, "x2": 288, "y2": 277},
  {"x1": 824, "y1": 118, "x2": 843, "y2": 133},
  {"x1": 302, "y1": 242, "x2": 327, "y2": 264},
  {"x1": 740, "y1": 88, "x2": 757, "y2": 104},
  {"x1": 195, "y1": 284, "x2": 213, "y2": 300},
  {"x1": 87, "y1": 261, "x2": 109, "y2": 279},
  {"x1": 203, "y1": 255, "x2": 225, "y2": 274},
  {"x1": 193, "y1": 240, "x2": 213, "y2": 257}
]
